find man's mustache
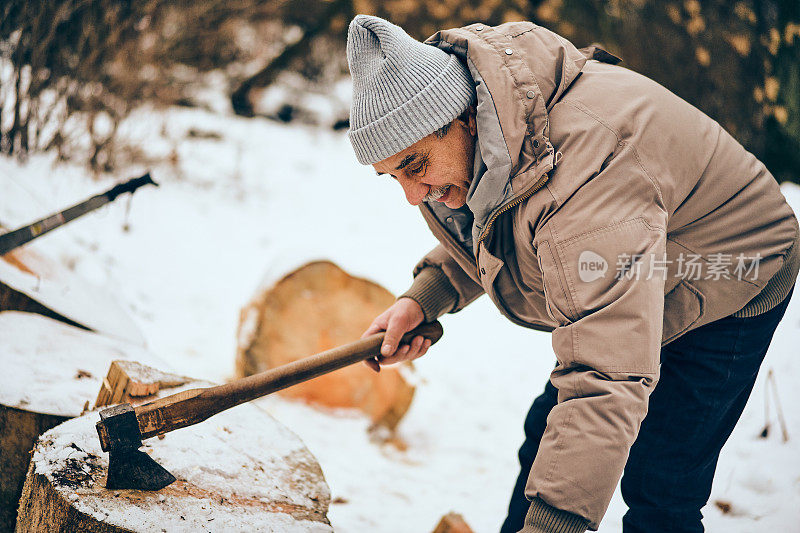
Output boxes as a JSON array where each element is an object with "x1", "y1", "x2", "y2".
[{"x1": 424, "y1": 184, "x2": 451, "y2": 202}]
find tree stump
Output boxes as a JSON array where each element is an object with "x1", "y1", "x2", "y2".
[
  {"x1": 16, "y1": 381, "x2": 332, "y2": 532},
  {"x1": 0, "y1": 245, "x2": 145, "y2": 346},
  {"x1": 0, "y1": 409, "x2": 65, "y2": 533},
  {"x1": 0, "y1": 312, "x2": 168, "y2": 532},
  {"x1": 236, "y1": 260, "x2": 415, "y2": 430}
]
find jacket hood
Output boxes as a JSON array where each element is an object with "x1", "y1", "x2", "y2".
[{"x1": 424, "y1": 22, "x2": 593, "y2": 247}]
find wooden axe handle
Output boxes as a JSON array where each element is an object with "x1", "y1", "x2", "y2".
[{"x1": 133, "y1": 321, "x2": 443, "y2": 440}]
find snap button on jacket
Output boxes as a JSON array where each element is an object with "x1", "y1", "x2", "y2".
[{"x1": 405, "y1": 21, "x2": 800, "y2": 529}]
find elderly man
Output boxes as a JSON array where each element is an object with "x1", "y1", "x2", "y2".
[{"x1": 346, "y1": 14, "x2": 799, "y2": 533}]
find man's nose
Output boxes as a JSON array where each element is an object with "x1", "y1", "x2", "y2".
[{"x1": 401, "y1": 180, "x2": 428, "y2": 206}]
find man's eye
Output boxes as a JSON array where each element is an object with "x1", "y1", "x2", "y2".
[{"x1": 409, "y1": 160, "x2": 427, "y2": 176}]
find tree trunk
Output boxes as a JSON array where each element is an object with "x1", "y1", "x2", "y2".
[
  {"x1": 16, "y1": 384, "x2": 331, "y2": 532},
  {"x1": 237, "y1": 260, "x2": 415, "y2": 430},
  {"x1": 230, "y1": 0, "x2": 351, "y2": 117}
]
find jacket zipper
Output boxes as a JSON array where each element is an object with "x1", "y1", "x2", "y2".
[
  {"x1": 421, "y1": 173, "x2": 556, "y2": 333},
  {"x1": 472, "y1": 169, "x2": 555, "y2": 332},
  {"x1": 474, "y1": 171, "x2": 550, "y2": 276}
]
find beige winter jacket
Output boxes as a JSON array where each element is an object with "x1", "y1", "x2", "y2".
[{"x1": 400, "y1": 21, "x2": 800, "y2": 530}]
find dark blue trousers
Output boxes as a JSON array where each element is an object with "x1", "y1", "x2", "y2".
[{"x1": 500, "y1": 290, "x2": 793, "y2": 533}]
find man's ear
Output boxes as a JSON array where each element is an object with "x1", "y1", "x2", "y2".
[
  {"x1": 456, "y1": 105, "x2": 478, "y2": 136},
  {"x1": 468, "y1": 109, "x2": 477, "y2": 136},
  {"x1": 466, "y1": 105, "x2": 477, "y2": 136}
]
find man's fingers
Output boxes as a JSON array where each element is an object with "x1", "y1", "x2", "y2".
[
  {"x1": 377, "y1": 343, "x2": 408, "y2": 365},
  {"x1": 374, "y1": 336, "x2": 433, "y2": 367},
  {"x1": 377, "y1": 338, "x2": 423, "y2": 365},
  {"x1": 361, "y1": 316, "x2": 388, "y2": 339},
  {"x1": 361, "y1": 325, "x2": 382, "y2": 338},
  {"x1": 405, "y1": 335, "x2": 424, "y2": 359},
  {"x1": 381, "y1": 315, "x2": 409, "y2": 356},
  {"x1": 416, "y1": 338, "x2": 432, "y2": 358}
]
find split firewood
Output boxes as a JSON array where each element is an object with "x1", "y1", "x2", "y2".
[
  {"x1": 0, "y1": 312, "x2": 168, "y2": 532},
  {"x1": 95, "y1": 360, "x2": 191, "y2": 408},
  {"x1": 237, "y1": 260, "x2": 415, "y2": 430},
  {"x1": 16, "y1": 379, "x2": 332, "y2": 532},
  {"x1": 0, "y1": 244, "x2": 145, "y2": 345}
]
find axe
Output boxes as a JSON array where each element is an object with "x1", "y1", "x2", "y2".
[
  {"x1": 0, "y1": 173, "x2": 157, "y2": 256},
  {"x1": 95, "y1": 321, "x2": 443, "y2": 490}
]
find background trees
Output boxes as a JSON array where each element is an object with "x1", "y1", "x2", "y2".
[{"x1": 1, "y1": 0, "x2": 797, "y2": 182}]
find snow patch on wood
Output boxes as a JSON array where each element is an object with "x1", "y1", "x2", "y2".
[
  {"x1": 28, "y1": 386, "x2": 331, "y2": 531},
  {"x1": 0, "y1": 312, "x2": 169, "y2": 417},
  {"x1": 0, "y1": 247, "x2": 146, "y2": 345}
]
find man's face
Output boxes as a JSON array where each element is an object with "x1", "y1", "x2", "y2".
[{"x1": 372, "y1": 110, "x2": 477, "y2": 209}]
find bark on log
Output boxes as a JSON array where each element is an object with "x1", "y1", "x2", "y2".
[
  {"x1": 0, "y1": 408, "x2": 66, "y2": 533},
  {"x1": 16, "y1": 382, "x2": 332, "y2": 533},
  {"x1": 236, "y1": 260, "x2": 415, "y2": 430},
  {"x1": 0, "y1": 313, "x2": 169, "y2": 533}
]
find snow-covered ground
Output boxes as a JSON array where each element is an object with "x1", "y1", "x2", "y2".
[{"x1": 1, "y1": 105, "x2": 798, "y2": 532}]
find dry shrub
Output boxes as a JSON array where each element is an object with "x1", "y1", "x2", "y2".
[
  {"x1": 0, "y1": 1, "x2": 154, "y2": 171},
  {"x1": 0, "y1": 0, "x2": 288, "y2": 172},
  {"x1": 3, "y1": 1, "x2": 795, "y2": 183}
]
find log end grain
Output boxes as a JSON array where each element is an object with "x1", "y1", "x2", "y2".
[{"x1": 236, "y1": 260, "x2": 416, "y2": 430}]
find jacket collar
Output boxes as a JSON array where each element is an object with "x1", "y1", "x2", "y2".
[{"x1": 423, "y1": 22, "x2": 590, "y2": 248}]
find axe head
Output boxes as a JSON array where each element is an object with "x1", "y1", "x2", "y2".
[
  {"x1": 96, "y1": 403, "x2": 176, "y2": 490},
  {"x1": 106, "y1": 448, "x2": 176, "y2": 490}
]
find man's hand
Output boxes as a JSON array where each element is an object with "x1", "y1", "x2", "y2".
[{"x1": 361, "y1": 297, "x2": 432, "y2": 372}]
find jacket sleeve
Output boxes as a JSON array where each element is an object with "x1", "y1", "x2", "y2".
[
  {"x1": 399, "y1": 244, "x2": 485, "y2": 321},
  {"x1": 527, "y1": 198, "x2": 667, "y2": 529}
]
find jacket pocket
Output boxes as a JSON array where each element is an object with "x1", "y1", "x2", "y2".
[
  {"x1": 535, "y1": 238, "x2": 575, "y2": 325},
  {"x1": 662, "y1": 279, "x2": 705, "y2": 344}
]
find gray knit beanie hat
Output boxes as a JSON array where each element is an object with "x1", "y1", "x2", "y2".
[{"x1": 346, "y1": 15, "x2": 476, "y2": 165}]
